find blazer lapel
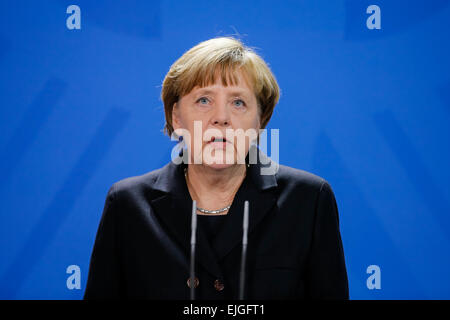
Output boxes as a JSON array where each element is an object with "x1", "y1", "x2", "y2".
[
  {"x1": 150, "y1": 161, "x2": 223, "y2": 279},
  {"x1": 211, "y1": 151, "x2": 278, "y2": 261}
]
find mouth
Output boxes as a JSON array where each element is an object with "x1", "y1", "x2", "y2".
[
  {"x1": 207, "y1": 136, "x2": 231, "y2": 148},
  {"x1": 210, "y1": 136, "x2": 226, "y2": 143}
]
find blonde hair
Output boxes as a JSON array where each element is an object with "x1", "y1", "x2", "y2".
[{"x1": 161, "y1": 36, "x2": 281, "y2": 136}]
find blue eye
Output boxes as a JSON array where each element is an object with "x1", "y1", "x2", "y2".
[
  {"x1": 234, "y1": 99, "x2": 246, "y2": 108},
  {"x1": 197, "y1": 97, "x2": 209, "y2": 104}
]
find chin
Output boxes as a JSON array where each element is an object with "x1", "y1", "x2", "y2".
[
  {"x1": 202, "y1": 153, "x2": 241, "y2": 170},
  {"x1": 202, "y1": 160, "x2": 235, "y2": 170},
  {"x1": 201, "y1": 147, "x2": 240, "y2": 170}
]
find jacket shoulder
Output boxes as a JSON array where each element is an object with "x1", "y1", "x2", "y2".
[
  {"x1": 107, "y1": 166, "x2": 166, "y2": 200},
  {"x1": 275, "y1": 164, "x2": 329, "y2": 192}
]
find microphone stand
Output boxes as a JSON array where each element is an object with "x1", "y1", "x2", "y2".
[
  {"x1": 189, "y1": 199, "x2": 250, "y2": 300},
  {"x1": 190, "y1": 200, "x2": 197, "y2": 301},
  {"x1": 239, "y1": 201, "x2": 249, "y2": 300}
]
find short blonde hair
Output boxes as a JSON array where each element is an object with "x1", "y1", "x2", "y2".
[{"x1": 160, "y1": 36, "x2": 281, "y2": 136}]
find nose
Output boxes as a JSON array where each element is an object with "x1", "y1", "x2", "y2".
[{"x1": 211, "y1": 101, "x2": 231, "y2": 127}]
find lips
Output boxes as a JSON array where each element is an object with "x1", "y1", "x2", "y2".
[
  {"x1": 207, "y1": 136, "x2": 230, "y2": 149},
  {"x1": 209, "y1": 136, "x2": 226, "y2": 143}
]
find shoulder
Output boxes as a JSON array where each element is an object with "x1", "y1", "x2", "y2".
[
  {"x1": 272, "y1": 165, "x2": 339, "y2": 224},
  {"x1": 105, "y1": 165, "x2": 167, "y2": 203},
  {"x1": 268, "y1": 164, "x2": 334, "y2": 202},
  {"x1": 274, "y1": 164, "x2": 334, "y2": 198}
]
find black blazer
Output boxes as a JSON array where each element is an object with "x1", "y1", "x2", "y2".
[{"x1": 84, "y1": 150, "x2": 349, "y2": 300}]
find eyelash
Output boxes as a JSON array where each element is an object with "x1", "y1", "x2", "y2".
[{"x1": 196, "y1": 97, "x2": 246, "y2": 108}]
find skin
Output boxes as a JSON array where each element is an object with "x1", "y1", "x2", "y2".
[{"x1": 171, "y1": 69, "x2": 261, "y2": 214}]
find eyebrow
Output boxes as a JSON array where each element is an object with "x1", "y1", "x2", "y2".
[{"x1": 194, "y1": 88, "x2": 250, "y2": 98}]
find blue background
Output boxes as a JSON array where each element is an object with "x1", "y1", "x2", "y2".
[{"x1": 1, "y1": 0, "x2": 449, "y2": 299}]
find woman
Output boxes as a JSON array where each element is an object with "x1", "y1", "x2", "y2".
[{"x1": 84, "y1": 36, "x2": 349, "y2": 299}]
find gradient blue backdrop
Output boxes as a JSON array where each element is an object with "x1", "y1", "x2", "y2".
[{"x1": 1, "y1": 0, "x2": 449, "y2": 299}]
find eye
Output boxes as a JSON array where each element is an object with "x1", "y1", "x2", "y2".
[
  {"x1": 196, "y1": 97, "x2": 209, "y2": 105},
  {"x1": 233, "y1": 99, "x2": 246, "y2": 108}
]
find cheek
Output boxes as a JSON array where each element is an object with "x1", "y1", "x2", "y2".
[
  {"x1": 249, "y1": 106, "x2": 261, "y2": 128},
  {"x1": 245, "y1": 114, "x2": 261, "y2": 131},
  {"x1": 183, "y1": 119, "x2": 208, "y2": 150},
  {"x1": 254, "y1": 116, "x2": 261, "y2": 129},
  {"x1": 255, "y1": 107, "x2": 262, "y2": 127},
  {"x1": 176, "y1": 111, "x2": 195, "y2": 133}
]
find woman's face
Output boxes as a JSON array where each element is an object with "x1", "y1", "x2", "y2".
[{"x1": 172, "y1": 69, "x2": 260, "y2": 170}]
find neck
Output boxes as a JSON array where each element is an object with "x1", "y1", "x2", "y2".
[{"x1": 185, "y1": 164, "x2": 247, "y2": 211}]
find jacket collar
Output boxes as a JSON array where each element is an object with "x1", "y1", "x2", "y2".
[
  {"x1": 152, "y1": 145, "x2": 278, "y2": 194},
  {"x1": 149, "y1": 146, "x2": 279, "y2": 279}
]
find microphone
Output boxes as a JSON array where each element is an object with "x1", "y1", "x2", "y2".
[
  {"x1": 239, "y1": 200, "x2": 249, "y2": 300},
  {"x1": 190, "y1": 200, "x2": 197, "y2": 300}
]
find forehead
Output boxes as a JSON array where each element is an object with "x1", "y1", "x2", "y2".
[
  {"x1": 188, "y1": 67, "x2": 255, "y2": 97},
  {"x1": 191, "y1": 86, "x2": 252, "y2": 97},
  {"x1": 190, "y1": 79, "x2": 254, "y2": 99}
]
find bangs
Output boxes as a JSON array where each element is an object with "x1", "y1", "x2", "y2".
[{"x1": 174, "y1": 56, "x2": 256, "y2": 101}]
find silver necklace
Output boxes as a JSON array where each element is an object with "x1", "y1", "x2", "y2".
[
  {"x1": 196, "y1": 205, "x2": 231, "y2": 215},
  {"x1": 184, "y1": 168, "x2": 232, "y2": 215}
]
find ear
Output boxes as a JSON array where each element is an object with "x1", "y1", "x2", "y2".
[{"x1": 172, "y1": 102, "x2": 181, "y2": 130}]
